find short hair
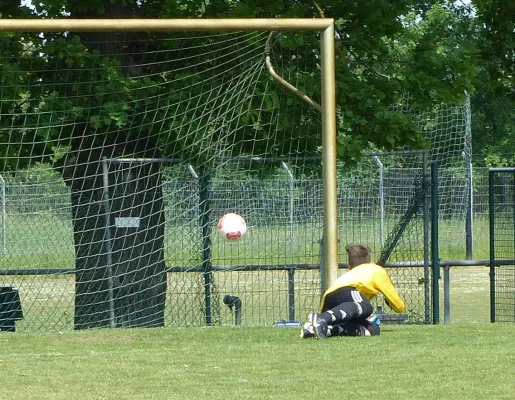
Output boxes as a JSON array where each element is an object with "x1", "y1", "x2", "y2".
[{"x1": 345, "y1": 244, "x2": 371, "y2": 268}]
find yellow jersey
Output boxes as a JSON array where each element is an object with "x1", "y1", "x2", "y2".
[{"x1": 321, "y1": 263, "x2": 405, "y2": 313}]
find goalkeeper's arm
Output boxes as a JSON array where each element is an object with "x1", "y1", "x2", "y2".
[{"x1": 376, "y1": 270, "x2": 405, "y2": 313}]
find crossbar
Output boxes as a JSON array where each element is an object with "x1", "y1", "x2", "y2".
[{"x1": 0, "y1": 18, "x2": 333, "y2": 32}]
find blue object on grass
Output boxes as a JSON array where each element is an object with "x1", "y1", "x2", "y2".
[{"x1": 273, "y1": 320, "x2": 302, "y2": 327}]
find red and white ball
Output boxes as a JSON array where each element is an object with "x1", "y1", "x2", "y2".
[{"x1": 217, "y1": 213, "x2": 247, "y2": 241}]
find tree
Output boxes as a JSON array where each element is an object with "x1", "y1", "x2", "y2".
[{"x1": 470, "y1": 0, "x2": 515, "y2": 166}]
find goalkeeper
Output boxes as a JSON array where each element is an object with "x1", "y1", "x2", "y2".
[{"x1": 300, "y1": 244, "x2": 405, "y2": 339}]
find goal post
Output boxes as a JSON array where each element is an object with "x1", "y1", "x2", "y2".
[{"x1": 0, "y1": 18, "x2": 337, "y2": 330}]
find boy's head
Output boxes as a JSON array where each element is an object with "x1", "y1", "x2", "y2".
[{"x1": 345, "y1": 244, "x2": 371, "y2": 269}]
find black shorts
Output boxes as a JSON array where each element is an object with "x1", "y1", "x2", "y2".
[{"x1": 322, "y1": 286, "x2": 371, "y2": 310}]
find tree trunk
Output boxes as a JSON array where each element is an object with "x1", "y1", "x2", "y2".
[
  {"x1": 58, "y1": 0, "x2": 168, "y2": 328},
  {"x1": 64, "y1": 143, "x2": 167, "y2": 329}
]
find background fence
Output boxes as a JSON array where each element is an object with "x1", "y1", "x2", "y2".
[
  {"x1": 488, "y1": 168, "x2": 515, "y2": 323},
  {"x1": 0, "y1": 165, "x2": 494, "y2": 259},
  {"x1": 0, "y1": 158, "x2": 498, "y2": 332}
]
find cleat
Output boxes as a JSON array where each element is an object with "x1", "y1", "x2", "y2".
[
  {"x1": 313, "y1": 314, "x2": 329, "y2": 340},
  {"x1": 300, "y1": 326, "x2": 314, "y2": 339},
  {"x1": 300, "y1": 313, "x2": 315, "y2": 339}
]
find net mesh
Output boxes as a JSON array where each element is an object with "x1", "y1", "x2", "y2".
[
  {"x1": 392, "y1": 96, "x2": 472, "y2": 259},
  {"x1": 0, "y1": 27, "x2": 470, "y2": 331},
  {"x1": 337, "y1": 152, "x2": 430, "y2": 323},
  {"x1": 0, "y1": 30, "x2": 325, "y2": 331}
]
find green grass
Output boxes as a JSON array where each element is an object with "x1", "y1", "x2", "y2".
[
  {"x1": 438, "y1": 215, "x2": 491, "y2": 260},
  {"x1": 441, "y1": 266, "x2": 491, "y2": 323},
  {"x1": 0, "y1": 324, "x2": 513, "y2": 400}
]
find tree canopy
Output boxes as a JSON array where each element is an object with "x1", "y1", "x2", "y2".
[
  {"x1": 0, "y1": 0, "x2": 513, "y2": 167},
  {"x1": 470, "y1": 0, "x2": 515, "y2": 165}
]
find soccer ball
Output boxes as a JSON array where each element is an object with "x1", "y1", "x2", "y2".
[{"x1": 217, "y1": 213, "x2": 247, "y2": 241}]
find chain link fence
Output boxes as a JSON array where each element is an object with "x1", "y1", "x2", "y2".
[{"x1": 0, "y1": 160, "x2": 489, "y2": 331}]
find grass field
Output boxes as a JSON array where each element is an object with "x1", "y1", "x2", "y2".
[
  {"x1": 2, "y1": 265, "x2": 512, "y2": 400},
  {"x1": 0, "y1": 323, "x2": 513, "y2": 400}
]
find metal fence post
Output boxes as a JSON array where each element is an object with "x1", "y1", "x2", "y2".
[
  {"x1": 431, "y1": 162, "x2": 440, "y2": 324},
  {"x1": 488, "y1": 169, "x2": 496, "y2": 323},
  {"x1": 281, "y1": 162, "x2": 295, "y2": 256},
  {"x1": 0, "y1": 175, "x2": 6, "y2": 255},
  {"x1": 287, "y1": 267, "x2": 295, "y2": 321},
  {"x1": 464, "y1": 91, "x2": 473, "y2": 260},
  {"x1": 101, "y1": 157, "x2": 116, "y2": 328},
  {"x1": 443, "y1": 264, "x2": 450, "y2": 324},
  {"x1": 199, "y1": 171, "x2": 213, "y2": 326},
  {"x1": 423, "y1": 150, "x2": 431, "y2": 324},
  {"x1": 373, "y1": 156, "x2": 385, "y2": 247}
]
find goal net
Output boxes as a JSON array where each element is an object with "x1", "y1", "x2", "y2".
[
  {"x1": 0, "y1": 19, "x2": 470, "y2": 331},
  {"x1": 0, "y1": 22, "x2": 334, "y2": 331},
  {"x1": 336, "y1": 91, "x2": 472, "y2": 324},
  {"x1": 392, "y1": 95, "x2": 472, "y2": 260}
]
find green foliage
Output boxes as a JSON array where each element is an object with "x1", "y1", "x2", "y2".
[
  {"x1": 1, "y1": 0, "x2": 513, "y2": 168},
  {"x1": 473, "y1": 0, "x2": 514, "y2": 95},
  {"x1": 323, "y1": 1, "x2": 479, "y2": 164},
  {"x1": 1, "y1": 162, "x2": 64, "y2": 184},
  {"x1": 396, "y1": 4, "x2": 479, "y2": 107},
  {"x1": 469, "y1": 0, "x2": 515, "y2": 166}
]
